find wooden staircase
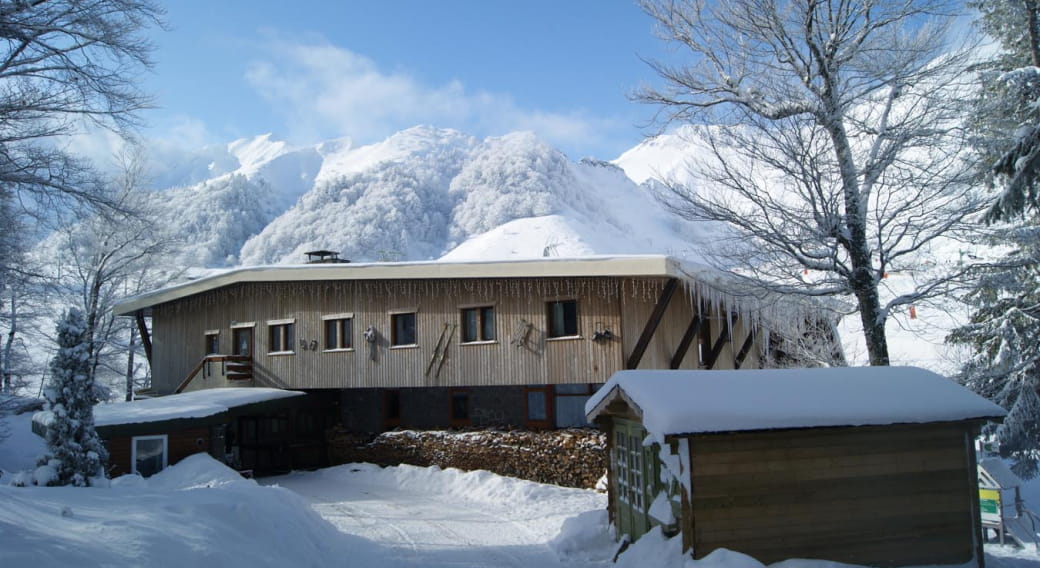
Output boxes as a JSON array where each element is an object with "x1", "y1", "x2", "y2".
[{"x1": 175, "y1": 355, "x2": 254, "y2": 393}]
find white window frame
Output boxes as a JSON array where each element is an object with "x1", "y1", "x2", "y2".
[
  {"x1": 266, "y1": 318, "x2": 296, "y2": 355},
  {"x1": 321, "y1": 313, "x2": 355, "y2": 352},
  {"x1": 131, "y1": 434, "x2": 168, "y2": 476}
]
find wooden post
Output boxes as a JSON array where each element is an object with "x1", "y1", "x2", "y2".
[
  {"x1": 626, "y1": 278, "x2": 678, "y2": 369},
  {"x1": 135, "y1": 310, "x2": 153, "y2": 366}
]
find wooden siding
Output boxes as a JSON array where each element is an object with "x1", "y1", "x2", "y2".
[
  {"x1": 105, "y1": 426, "x2": 212, "y2": 477},
  {"x1": 150, "y1": 276, "x2": 766, "y2": 394},
  {"x1": 686, "y1": 423, "x2": 977, "y2": 567}
]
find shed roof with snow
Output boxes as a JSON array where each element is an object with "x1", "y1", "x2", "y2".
[
  {"x1": 586, "y1": 366, "x2": 1006, "y2": 440},
  {"x1": 34, "y1": 387, "x2": 306, "y2": 437}
]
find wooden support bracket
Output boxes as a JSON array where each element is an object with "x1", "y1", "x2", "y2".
[
  {"x1": 670, "y1": 313, "x2": 705, "y2": 369},
  {"x1": 734, "y1": 333, "x2": 755, "y2": 369},
  {"x1": 626, "y1": 278, "x2": 679, "y2": 369},
  {"x1": 703, "y1": 314, "x2": 732, "y2": 370},
  {"x1": 135, "y1": 310, "x2": 153, "y2": 366}
]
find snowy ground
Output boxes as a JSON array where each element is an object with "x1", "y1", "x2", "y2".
[{"x1": 2, "y1": 409, "x2": 1040, "y2": 567}]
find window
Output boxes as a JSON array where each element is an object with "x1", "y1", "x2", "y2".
[
  {"x1": 450, "y1": 389, "x2": 470, "y2": 426},
  {"x1": 525, "y1": 385, "x2": 552, "y2": 429},
  {"x1": 268, "y1": 320, "x2": 295, "y2": 353},
  {"x1": 547, "y1": 300, "x2": 579, "y2": 338},
  {"x1": 555, "y1": 383, "x2": 599, "y2": 428},
  {"x1": 132, "y1": 435, "x2": 168, "y2": 477},
  {"x1": 391, "y1": 312, "x2": 417, "y2": 346},
  {"x1": 461, "y1": 306, "x2": 496, "y2": 343},
  {"x1": 204, "y1": 331, "x2": 219, "y2": 355},
  {"x1": 323, "y1": 315, "x2": 353, "y2": 350}
]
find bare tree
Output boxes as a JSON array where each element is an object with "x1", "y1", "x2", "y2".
[
  {"x1": 0, "y1": 0, "x2": 163, "y2": 292},
  {"x1": 50, "y1": 150, "x2": 178, "y2": 400},
  {"x1": 637, "y1": 0, "x2": 986, "y2": 365}
]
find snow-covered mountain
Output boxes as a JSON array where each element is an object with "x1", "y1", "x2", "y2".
[{"x1": 145, "y1": 126, "x2": 707, "y2": 267}]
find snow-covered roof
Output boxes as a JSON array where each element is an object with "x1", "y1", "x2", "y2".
[
  {"x1": 34, "y1": 388, "x2": 305, "y2": 430},
  {"x1": 586, "y1": 367, "x2": 1006, "y2": 439},
  {"x1": 113, "y1": 255, "x2": 708, "y2": 315}
]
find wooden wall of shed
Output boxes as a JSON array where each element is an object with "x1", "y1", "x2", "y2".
[
  {"x1": 105, "y1": 426, "x2": 213, "y2": 477},
  {"x1": 685, "y1": 423, "x2": 977, "y2": 567}
]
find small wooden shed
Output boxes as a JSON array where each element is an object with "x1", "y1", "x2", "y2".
[
  {"x1": 585, "y1": 367, "x2": 1006, "y2": 567},
  {"x1": 34, "y1": 388, "x2": 329, "y2": 477}
]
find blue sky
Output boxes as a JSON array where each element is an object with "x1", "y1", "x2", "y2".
[{"x1": 138, "y1": 1, "x2": 674, "y2": 160}]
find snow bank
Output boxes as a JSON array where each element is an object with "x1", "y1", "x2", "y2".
[{"x1": 0, "y1": 454, "x2": 369, "y2": 567}]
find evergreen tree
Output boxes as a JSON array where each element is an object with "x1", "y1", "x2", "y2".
[
  {"x1": 38, "y1": 308, "x2": 108, "y2": 486},
  {"x1": 973, "y1": 0, "x2": 1040, "y2": 221},
  {"x1": 950, "y1": 226, "x2": 1040, "y2": 478}
]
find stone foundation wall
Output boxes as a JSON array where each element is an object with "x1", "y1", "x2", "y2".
[{"x1": 327, "y1": 426, "x2": 607, "y2": 489}]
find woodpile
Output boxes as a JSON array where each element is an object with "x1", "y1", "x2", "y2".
[{"x1": 327, "y1": 426, "x2": 607, "y2": 489}]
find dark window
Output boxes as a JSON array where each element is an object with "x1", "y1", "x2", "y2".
[
  {"x1": 547, "y1": 300, "x2": 578, "y2": 338},
  {"x1": 269, "y1": 322, "x2": 294, "y2": 353},
  {"x1": 391, "y1": 312, "x2": 417, "y2": 346},
  {"x1": 450, "y1": 389, "x2": 470, "y2": 424},
  {"x1": 132, "y1": 435, "x2": 167, "y2": 477},
  {"x1": 204, "y1": 332, "x2": 219, "y2": 355},
  {"x1": 461, "y1": 306, "x2": 496, "y2": 342},
  {"x1": 232, "y1": 328, "x2": 253, "y2": 357},
  {"x1": 384, "y1": 389, "x2": 401, "y2": 426},
  {"x1": 324, "y1": 317, "x2": 353, "y2": 350}
]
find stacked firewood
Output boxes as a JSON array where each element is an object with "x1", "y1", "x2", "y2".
[{"x1": 326, "y1": 426, "x2": 606, "y2": 489}]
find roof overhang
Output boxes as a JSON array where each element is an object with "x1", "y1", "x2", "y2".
[{"x1": 113, "y1": 255, "x2": 685, "y2": 316}]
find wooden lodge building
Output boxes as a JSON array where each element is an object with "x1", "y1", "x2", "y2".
[
  {"x1": 586, "y1": 367, "x2": 1007, "y2": 567},
  {"x1": 110, "y1": 255, "x2": 830, "y2": 471}
]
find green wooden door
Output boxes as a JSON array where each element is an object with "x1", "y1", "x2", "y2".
[{"x1": 613, "y1": 419, "x2": 658, "y2": 541}]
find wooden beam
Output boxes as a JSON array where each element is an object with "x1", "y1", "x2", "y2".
[
  {"x1": 626, "y1": 278, "x2": 679, "y2": 369},
  {"x1": 734, "y1": 332, "x2": 755, "y2": 370},
  {"x1": 135, "y1": 310, "x2": 153, "y2": 366},
  {"x1": 703, "y1": 314, "x2": 732, "y2": 370},
  {"x1": 670, "y1": 313, "x2": 705, "y2": 369}
]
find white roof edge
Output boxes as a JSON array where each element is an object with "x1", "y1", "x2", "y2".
[{"x1": 113, "y1": 255, "x2": 685, "y2": 315}]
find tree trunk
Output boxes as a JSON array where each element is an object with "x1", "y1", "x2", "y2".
[
  {"x1": 824, "y1": 110, "x2": 890, "y2": 366},
  {"x1": 1028, "y1": 0, "x2": 1040, "y2": 68},
  {"x1": 2, "y1": 289, "x2": 16, "y2": 392}
]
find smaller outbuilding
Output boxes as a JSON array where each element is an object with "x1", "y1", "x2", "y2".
[
  {"x1": 34, "y1": 388, "x2": 333, "y2": 477},
  {"x1": 585, "y1": 367, "x2": 1006, "y2": 568}
]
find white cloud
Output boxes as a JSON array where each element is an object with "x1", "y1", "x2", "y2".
[{"x1": 243, "y1": 36, "x2": 619, "y2": 157}]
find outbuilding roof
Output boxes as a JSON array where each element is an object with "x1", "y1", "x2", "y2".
[
  {"x1": 33, "y1": 388, "x2": 306, "y2": 437},
  {"x1": 586, "y1": 367, "x2": 1006, "y2": 440}
]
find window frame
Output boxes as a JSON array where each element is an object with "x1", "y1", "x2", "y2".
[
  {"x1": 524, "y1": 385, "x2": 553, "y2": 429},
  {"x1": 322, "y1": 313, "x2": 354, "y2": 352},
  {"x1": 267, "y1": 318, "x2": 295, "y2": 355},
  {"x1": 131, "y1": 434, "x2": 168, "y2": 477},
  {"x1": 460, "y1": 305, "x2": 496, "y2": 344},
  {"x1": 546, "y1": 299, "x2": 580, "y2": 339},
  {"x1": 204, "y1": 330, "x2": 220, "y2": 355},
  {"x1": 390, "y1": 311, "x2": 418, "y2": 348}
]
